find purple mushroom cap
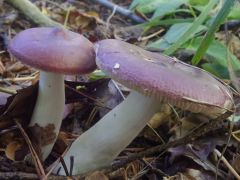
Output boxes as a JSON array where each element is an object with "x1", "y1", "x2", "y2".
[
  {"x1": 8, "y1": 27, "x2": 96, "y2": 74},
  {"x1": 95, "y1": 39, "x2": 234, "y2": 118}
]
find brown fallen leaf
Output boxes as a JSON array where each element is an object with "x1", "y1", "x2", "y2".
[
  {"x1": 0, "y1": 83, "x2": 38, "y2": 130},
  {"x1": 5, "y1": 61, "x2": 29, "y2": 73},
  {"x1": 232, "y1": 129, "x2": 240, "y2": 142},
  {"x1": 15, "y1": 120, "x2": 46, "y2": 178},
  {"x1": 53, "y1": 131, "x2": 79, "y2": 156},
  {"x1": 148, "y1": 104, "x2": 172, "y2": 129},
  {"x1": 85, "y1": 171, "x2": 108, "y2": 180},
  {"x1": 232, "y1": 155, "x2": 240, "y2": 174},
  {"x1": 68, "y1": 10, "x2": 101, "y2": 32},
  {"x1": 0, "y1": 78, "x2": 108, "y2": 130},
  {"x1": 114, "y1": 25, "x2": 144, "y2": 42},
  {"x1": 5, "y1": 140, "x2": 28, "y2": 161},
  {"x1": 163, "y1": 168, "x2": 215, "y2": 180}
]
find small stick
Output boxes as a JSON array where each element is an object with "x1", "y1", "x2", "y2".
[
  {"x1": 14, "y1": 120, "x2": 46, "y2": 179},
  {"x1": 214, "y1": 149, "x2": 240, "y2": 179},
  {"x1": 138, "y1": 29, "x2": 164, "y2": 41},
  {"x1": 63, "y1": 6, "x2": 72, "y2": 27},
  {"x1": 111, "y1": 80, "x2": 125, "y2": 100},
  {"x1": 0, "y1": 76, "x2": 37, "y2": 83},
  {"x1": 59, "y1": 157, "x2": 69, "y2": 176},
  {"x1": 0, "y1": 86, "x2": 16, "y2": 94},
  {"x1": 106, "y1": 5, "x2": 117, "y2": 30},
  {"x1": 6, "y1": 0, "x2": 62, "y2": 27},
  {"x1": 70, "y1": 156, "x2": 74, "y2": 176},
  {"x1": 90, "y1": 0, "x2": 145, "y2": 23}
]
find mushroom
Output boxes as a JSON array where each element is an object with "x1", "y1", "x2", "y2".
[
  {"x1": 54, "y1": 39, "x2": 234, "y2": 175},
  {"x1": 8, "y1": 27, "x2": 96, "y2": 160}
]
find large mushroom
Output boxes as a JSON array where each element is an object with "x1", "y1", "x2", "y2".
[
  {"x1": 55, "y1": 39, "x2": 234, "y2": 175},
  {"x1": 8, "y1": 27, "x2": 96, "y2": 160}
]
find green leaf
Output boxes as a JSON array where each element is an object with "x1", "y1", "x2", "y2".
[
  {"x1": 89, "y1": 70, "x2": 107, "y2": 80},
  {"x1": 131, "y1": 0, "x2": 187, "y2": 15},
  {"x1": 148, "y1": 23, "x2": 206, "y2": 50},
  {"x1": 147, "y1": 39, "x2": 171, "y2": 50},
  {"x1": 191, "y1": 0, "x2": 235, "y2": 65},
  {"x1": 144, "y1": 18, "x2": 194, "y2": 29},
  {"x1": 201, "y1": 63, "x2": 229, "y2": 78},
  {"x1": 188, "y1": 0, "x2": 209, "y2": 6},
  {"x1": 184, "y1": 37, "x2": 240, "y2": 77},
  {"x1": 151, "y1": 0, "x2": 187, "y2": 19},
  {"x1": 135, "y1": 0, "x2": 166, "y2": 14},
  {"x1": 163, "y1": 0, "x2": 218, "y2": 55},
  {"x1": 166, "y1": 23, "x2": 206, "y2": 43},
  {"x1": 129, "y1": 0, "x2": 146, "y2": 10},
  {"x1": 228, "y1": 1, "x2": 240, "y2": 20}
]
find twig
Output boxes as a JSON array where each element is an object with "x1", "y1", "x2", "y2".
[
  {"x1": 5, "y1": 0, "x2": 62, "y2": 27},
  {"x1": 43, "y1": 0, "x2": 67, "y2": 10},
  {"x1": 90, "y1": 0, "x2": 145, "y2": 23},
  {"x1": 63, "y1": 6, "x2": 72, "y2": 27},
  {"x1": 15, "y1": 120, "x2": 46, "y2": 179},
  {"x1": 111, "y1": 80, "x2": 125, "y2": 100},
  {"x1": 1, "y1": 115, "x2": 233, "y2": 179},
  {"x1": 0, "y1": 76, "x2": 37, "y2": 83},
  {"x1": 214, "y1": 149, "x2": 240, "y2": 179},
  {"x1": 146, "y1": 123, "x2": 166, "y2": 144},
  {"x1": 45, "y1": 146, "x2": 71, "y2": 177},
  {"x1": 59, "y1": 157, "x2": 69, "y2": 176},
  {"x1": 65, "y1": 83, "x2": 111, "y2": 110},
  {"x1": 106, "y1": 5, "x2": 117, "y2": 30},
  {"x1": 138, "y1": 29, "x2": 164, "y2": 41},
  {"x1": 215, "y1": 114, "x2": 234, "y2": 180},
  {"x1": 0, "y1": 86, "x2": 16, "y2": 94}
]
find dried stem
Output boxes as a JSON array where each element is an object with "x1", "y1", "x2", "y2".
[{"x1": 6, "y1": 0, "x2": 62, "y2": 27}]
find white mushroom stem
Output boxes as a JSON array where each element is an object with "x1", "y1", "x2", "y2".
[
  {"x1": 29, "y1": 71, "x2": 65, "y2": 160},
  {"x1": 54, "y1": 91, "x2": 162, "y2": 175}
]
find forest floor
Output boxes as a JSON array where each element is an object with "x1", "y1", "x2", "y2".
[{"x1": 0, "y1": 0, "x2": 240, "y2": 179}]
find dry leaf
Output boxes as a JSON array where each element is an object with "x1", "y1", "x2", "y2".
[
  {"x1": 232, "y1": 129, "x2": 240, "y2": 142},
  {"x1": 232, "y1": 155, "x2": 240, "y2": 173},
  {"x1": 85, "y1": 171, "x2": 108, "y2": 180},
  {"x1": 53, "y1": 131, "x2": 79, "y2": 155},
  {"x1": 68, "y1": 10, "x2": 101, "y2": 32},
  {"x1": 148, "y1": 104, "x2": 172, "y2": 129},
  {"x1": 164, "y1": 168, "x2": 214, "y2": 180},
  {"x1": 0, "y1": 83, "x2": 38, "y2": 130},
  {"x1": 170, "y1": 116, "x2": 204, "y2": 140},
  {"x1": 5, "y1": 61, "x2": 28, "y2": 72},
  {"x1": 5, "y1": 140, "x2": 28, "y2": 161},
  {"x1": 114, "y1": 26, "x2": 144, "y2": 41}
]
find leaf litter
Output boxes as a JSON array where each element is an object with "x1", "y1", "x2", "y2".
[{"x1": 0, "y1": 0, "x2": 240, "y2": 179}]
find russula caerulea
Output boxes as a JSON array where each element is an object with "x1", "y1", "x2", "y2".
[
  {"x1": 55, "y1": 39, "x2": 234, "y2": 175},
  {"x1": 8, "y1": 27, "x2": 96, "y2": 160}
]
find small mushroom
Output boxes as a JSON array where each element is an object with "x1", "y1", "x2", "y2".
[
  {"x1": 55, "y1": 39, "x2": 234, "y2": 175},
  {"x1": 8, "y1": 27, "x2": 96, "y2": 160}
]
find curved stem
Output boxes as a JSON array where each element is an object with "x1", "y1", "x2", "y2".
[
  {"x1": 29, "y1": 72, "x2": 65, "y2": 160},
  {"x1": 54, "y1": 91, "x2": 162, "y2": 175}
]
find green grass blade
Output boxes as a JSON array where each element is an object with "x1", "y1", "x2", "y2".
[
  {"x1": 163, "y1": 0, "x2": 218, "y2": 55},
  {"x1": 143, "y1": 18, "x2": 194, "y2": 32},
  {"x1": 191, "y1": 0, "x2": 236, "y2": 65}
]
